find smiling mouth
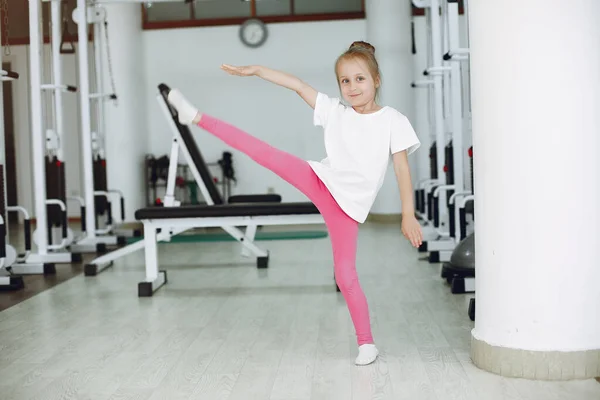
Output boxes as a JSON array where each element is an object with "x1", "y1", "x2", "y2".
[{"x1": 349, "y1": 93, "x2": 361, "y2": 97}]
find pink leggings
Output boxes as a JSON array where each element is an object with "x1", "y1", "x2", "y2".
[{"x1": 198, "y1": 115, "x2": 373, "y2": 345}]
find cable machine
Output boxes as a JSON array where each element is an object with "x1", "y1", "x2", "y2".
[
  {"x1": 12, "y1": 0, "x2": 83, "y2": 277},
  {"x1": 69, "y1": 2, "x2": 121, "y2": 254},
  {"x1": 0, "y1": 8, "x2": 40, "y2": 288},
  {"x1": 411, "y1": 0, "x2": 473, "y2": 263},
  {"x1": 69, "y1": 0, "x2": 191, "y2": 255}
]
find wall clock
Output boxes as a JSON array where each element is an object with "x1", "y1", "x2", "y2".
[{"x1": 239, "y1": 18, "x2": 268, "y2": 48}]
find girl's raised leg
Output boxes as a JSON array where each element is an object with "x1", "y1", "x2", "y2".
[{"x1": 168, "y1": 89, "x2": 323, "y2": 204}]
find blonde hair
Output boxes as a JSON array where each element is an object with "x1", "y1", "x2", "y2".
[{"x1": 335, "y1": 41, "x2": 382, "y2": 100}]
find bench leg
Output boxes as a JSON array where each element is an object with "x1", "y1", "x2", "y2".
[
  {"x1": 240, "y1": 224, "x2": 257, "y2": 258},
  {"x1": 138, "y1": 270, "x2": 167, "y2": 297},
  {"x1": 221, "y1": 225, "x2": 268, "y2": 260},
  {"x1": 138, "y1": 223, "x2": 167, "y2": 296}
]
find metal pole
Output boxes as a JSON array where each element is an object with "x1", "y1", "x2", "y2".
[
  {"x1": 429, "y1": 0, "x2": 447, "y2": 203},
  {"x1": 447, "y1": 1, "x2": 464, "y2": 238},
  {"x1": 75, "y1": 0, "x2": 97, "y2": 239},
  {"x1": 93, "y1": 6, "x2": 106, "y2": 160},
  {"x1": 0, "y1": 16, "x2": 7, "y2": 239},
  {"x1": 441, "y1": 0, "x2": 451, "y2": 131},
  {"x1": 51, "y1": 0, "x2": 64, "y2": 161},
  {"x1": 28, "y1": 0, "x2": 48, "y2": 254}
]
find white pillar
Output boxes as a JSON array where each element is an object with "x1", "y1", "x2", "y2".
[
  {"x1": 101, "y1": 4, "x2": 148, "y2": 222},
  {"x1": 366, "y1": 0, "x2": 416, "y2": 216},
  {"x1": 469, "y1": 0, "x2": 600, "y2": 379}
]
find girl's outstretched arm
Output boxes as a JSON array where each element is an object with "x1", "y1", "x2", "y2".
[{"x1": 221, "y1": 64, "x2": 318, "y2": 109}]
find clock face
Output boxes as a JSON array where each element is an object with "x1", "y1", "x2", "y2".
[{"x1": 240, "y1": 19, "x2": 268, "y2": 48}]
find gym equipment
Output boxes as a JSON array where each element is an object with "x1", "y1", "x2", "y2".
[
  {"x1": 418, "y1": 1, "x2": 477, "y2": 317},
  {"x1": 85, "y1": 83, "x2": 325, "y2": 296},
  {"x1": 0, "y1": 54, "x2": 26, "y2": 290},
  {"x1": 0, "y1": 23, "x2": 55, "y2": 288},
  {"x1": 411, "y1": 0, "x2": 473, "y2": 263},
  {"x1": 468, "y1": 296, "x2": 475, "y2": 321},
  {"x1": 411, "y1": 0, "x2": 446, "y2": 241},
  {"x1": 66, "y1": 0, "x2": 201, "y2": 254},
  {"x1": 68, "y1": 1, "x2": 192, "y2": 254},
  {"x1": 68, "y1": 1, "x2": 138, "y2": 254},
  {"x1": 217, "y1": 151, "x2": 236, "y2": 200},
  {"x1": 13, "y1": 0, "x2": 83, "y2": 275},
  {"x1": 440, "y1": 145, "x2": 475, "y2": 294},
  {"x1": 445, "y1": 230, "x2": 476, "y2": 322},
  {"x1": 412, "y1": 1, "x2": 477, "y2": 321},
  {"x1": 444, "y1": 145, "x2": 477, "y2": 319},
  {"x1": 145, "y1": 151, "x2": 235, "y2": 207},
  {"x1": 441, "y1": 232, "x2": 475, "y2": 294}
]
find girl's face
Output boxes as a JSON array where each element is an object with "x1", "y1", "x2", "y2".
[{"x1": 337, "y1": 57, "x2": 380, "y2": 108}]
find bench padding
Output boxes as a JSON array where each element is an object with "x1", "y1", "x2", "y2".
[
  {"x1": 135, "y1": 202, "x2": 319, "y2": 220},
  {"x1": 228, "y1": 194, "x2": 281, "y2": 204}
]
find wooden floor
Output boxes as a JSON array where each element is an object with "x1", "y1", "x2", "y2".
[
  {"x1": 0, "y1": 225, "x2": 99, "y2": 312},
  {"x1": 0, "y1": 223, "x2": 598, "y2": 400},
  {"x1": 0, "y1": 257, "x2": 88, "y2": 312}
]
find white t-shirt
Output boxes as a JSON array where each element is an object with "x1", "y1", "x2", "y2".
[{"x1": 308, "y1": 92, "x2": 420, "y2": 223}]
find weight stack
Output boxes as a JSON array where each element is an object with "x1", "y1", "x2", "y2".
[
  {"x1": 469, "y1": 146, "x2": 474, "y2": 193},
  {"x1": 0, "y1": 165, "x2": 5, "y2": 257},
  {"x1": 469, "y1": 146, "x2": 474, "y2": 221},
  {"x1": 430, "y1": 141, "x2": 438, "y2": 180},
  {"x1": 445, "y1": 140, "x2": 455, "y2": 194},
  {"x1": 445, "y1": 141, "x2": 456, "y2": 235},
  {"x1": 0, "y1": 165, "x2": 5, "y2": 228},
  {"x1": 445, "y1": 141, "x2": 455, "y2": 181},
  {"x1": 93, "y1": 156, "x2": 108, "y2": 215},
  {"x1": 45, "y1": 156, "x2": 66, "y2": 228}
]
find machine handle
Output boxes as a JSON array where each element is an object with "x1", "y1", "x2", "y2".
[{"x1": 3, "y1": 70, "x2": 19, "y2": 79}]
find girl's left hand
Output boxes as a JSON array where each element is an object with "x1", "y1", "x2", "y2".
[
  {"x1": 402, "y1": 214, "x2": 423, "y2": 248},
  {"x1": 221, "y1": 64, "x2": 259, "y2": 77}
]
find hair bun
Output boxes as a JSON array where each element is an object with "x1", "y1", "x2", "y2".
[{"x1": 349, "y1": 41, "x2": 376, "y2": 54}]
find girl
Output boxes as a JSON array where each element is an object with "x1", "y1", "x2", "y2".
[{"x1": 167, "y1": 41, "x2": 423, "y2": 366}]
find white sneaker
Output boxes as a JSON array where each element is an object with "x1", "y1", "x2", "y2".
[
  {"x1": 167, "y1": 89, "x2": 199, "y2": 125},
  {"x1": 355, "y1": 344, "x2": 379, "y2": 366}
]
